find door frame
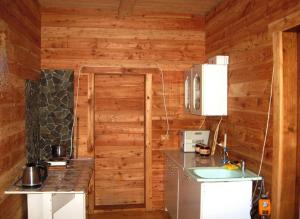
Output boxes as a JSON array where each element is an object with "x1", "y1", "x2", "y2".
[
  {"x1": 82, "y1": 66, "x2": 153, "y2": 212},
  {"x1": 269, "y1": 10, "x2": 300, "y2": 219}
]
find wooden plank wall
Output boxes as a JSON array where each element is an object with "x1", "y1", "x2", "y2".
[
  {"x1": 76, "y1": 74, "x2": 91, "y2": 158},
  {"x1": 41, "y1": 9, "x2": 206, "y2": 209},
  {"x1": 205, "y1": 0, "x2": 300, "y2": 189},
  {"x1": 296, "y1": 31, "x2": 300, "y2": 219},
  {"x1": 39, "y1": 0, "x2": 222, "y2": 16},
  {"x1": 0, "y1": 0, "x2": 40, "y2": 218}
]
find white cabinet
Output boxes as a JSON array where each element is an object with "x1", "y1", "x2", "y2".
[
  {"x1": 200, "y1": 181, "x2": 252, "y2": 219},
  {"x1": 27, "y1": 193, "x2": 86, "y2": 219},
  {"x1": 208, "y1": 55, "x2": 229, "y2": 65},
  {"x1": 178, "y1": 178, "x2": 252, "y2": 219},
  {"x1": 178, "y1": 170, "x2": 200, "y2": 219},
  {"x1": 165, "y1": 157, "x2": 253, "y2": 219},
  {"x1": 165, "y1": 156, "x2": 179, "y2": 219},
  {"x1": 185, "y1": 64, "x2": 228, "y2": 116}
]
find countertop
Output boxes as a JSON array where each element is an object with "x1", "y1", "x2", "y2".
[
  {"x1": 164, "y1": 149, "x2": 223, "y2": 169},
  {"x1": 164, "y1": 150, "x2": 262, "y2": 182},
  {"x1": 5, "y1": 159, "x2": 94, "y2": 194}
]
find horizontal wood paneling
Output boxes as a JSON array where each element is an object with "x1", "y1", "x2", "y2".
[
  {"x1": 42, "y1": 10, "x2": 205, "y2": 210},
  {"x1": 39, "y1": 0, "x2": 221, "y2": 16},
  {"x1": 0, "y1": 0, "x2": 41, "y2": 218},
  {"x1": 205, "y1": 0, "x2": 300, "y2": 189}
]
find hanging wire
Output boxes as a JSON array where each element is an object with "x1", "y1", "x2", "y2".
[
  {"x1": 199, "y1": 117, "x2": 206, "y2": 129},
  {"x1": 211, "y1": 117, "x2": 223, "y2": 155},
  {"x1": 252, "y1": 66, "x2": 274, "y2": 200},
  {"x1": 157, "y1": 64, "x2": 170, "y2": 137},
  {"x1": 69, "y1": 66, "x2": 82, "y2": 158}
]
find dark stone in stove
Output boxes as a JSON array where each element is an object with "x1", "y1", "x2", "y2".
[
  {"x1": 25, "y1": 80, "x2": 40, "y2": 163},
  {"x1": 40, "y1": 78, "x2": 47, "y2": 86},
  {"x1": 39, "y1": 69, "x2": 74, "y2": 160},
  {"x1": 25, "y1": 69, "x2": 74, "y2": 161},
  {"x1": 52, "y1": 76, "x2": 61, "y2": 84}
]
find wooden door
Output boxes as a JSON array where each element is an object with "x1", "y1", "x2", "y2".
[{"x1": 94, "y1": 74, "x2": 145, "y2": 209}]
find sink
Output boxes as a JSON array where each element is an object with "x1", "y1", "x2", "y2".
[
  {"x1": 193, "y1": 167, "x2": 244, "y2": 178},
  {"x1": 188, "y1": 167, "x2": 262, "y2": 182}
]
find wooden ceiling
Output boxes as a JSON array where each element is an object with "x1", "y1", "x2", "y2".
[{"x1": 39, "y1": 0, "x2": 223, "y2": 16}]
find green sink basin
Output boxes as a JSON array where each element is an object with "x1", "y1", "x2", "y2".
[{"x1": 188, "y1": 167, "x2": 262, "y2": 182}]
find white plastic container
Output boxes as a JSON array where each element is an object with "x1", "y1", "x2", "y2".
[{"x1": 208, "y1": 55, "x2": 229, "y2": 65}]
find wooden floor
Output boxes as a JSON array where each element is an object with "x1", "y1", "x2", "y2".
[{"x1": 89, "y1": 211, "x2": 171, "y2": 219}]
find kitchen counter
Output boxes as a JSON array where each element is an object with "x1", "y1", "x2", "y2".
[
  {"x1": 5, "y1": 159, "x2": 94, "y2": 194},
  {"x1": 164, "y1": 149, "x2": 223, "y2": 169},
  {"x1": 5, "y1": 159, "x2": 94, "y2": 219},
  {"x1": 164, "y1": 149, "x2": 261, "y2": 182},
  {"x1": 164, "y1": 150, "x2": 260, "y2": 219}
]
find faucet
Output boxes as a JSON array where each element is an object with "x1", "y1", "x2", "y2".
[
  {"x1": 221, "y1": 133, "x2": 228, "y2": 164},
  {"x1": 240, "y1": 160, "x2": 246, "y2": 177},
  {"x1": 222, "y1": 145, "x2": 228, "y2": 164},
  {"x1": 217, "y1": 142, "x2": 228, "y2": 164}
]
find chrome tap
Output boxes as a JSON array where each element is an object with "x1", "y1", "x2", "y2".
[
  {"x1": 217, "y1": 143, "x2": 229, "y2": 164},
  {"x1": 222, "y1": 146, "x2": 228, "y2": 164},
  {"x1": 221, "y1": 133, "x2": 228, "y2": 164},
  {"x1": 240, "y1": 160, "x2": 246, "y2": 177}
]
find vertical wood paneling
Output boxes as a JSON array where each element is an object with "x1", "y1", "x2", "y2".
[
  {"x1": 76, "y1": 73, "x2": 93, "y2": 158},
  {"x1": 205, "y1": 0, "x2": 300, "y2": 190},
  {"x1": 297, "y1": 32, "x2": 300, "y2": 219},
  {"x1": 272, "y1": 30, "x2": 298, "y2": 219},
  {"x1": 87, "y1": 73, "x2": 95, "y2": 155},
  {"x1": 0, "y1": 0, "x2": 41, "y2": 218},
  {"x1": 41, "y1": 10, "x2": 205, "y2": 209},
  {"x1": 145, "y1": 73, "x2": 152, "y2": 210}
]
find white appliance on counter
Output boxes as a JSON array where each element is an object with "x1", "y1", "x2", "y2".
[{"x1": 181, "y1": 130, "x2": 210, "y2": 152}]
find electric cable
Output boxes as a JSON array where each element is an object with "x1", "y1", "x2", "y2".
[
  {"x1": 252, "y1": 67, "x2": 274, "y2": 200},
  {"x1": 70, "y1": 66, "x2": 82, "y2": 158},
  {"x1": 199, "y1": 117, "x2": 206, "y2": 129},
  {"x1": 157, "y1": 64, "x2": 170, "y2": 137},
  {"x1": 211, "y1": 116, "x2": 223, "y2": 155}
]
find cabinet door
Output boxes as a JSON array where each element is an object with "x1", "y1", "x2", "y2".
[
  {"x1": 178, "y1": 170, "x2": 200, "y2": 219},
  {"x1": 165, "y1": 157, "x2": 179, "y2": 219},
  {"x1": 191, "y1": 66, "x2": 202, "y2": 115},
  {"x1": 200, "y1": 181, "x2": 252, "y2": 219},
  {"x1": 184, "y1": 70, "x2": 192, "y2": 113},
  {"x1": 201, "y1": 64, "x2": 227, "y2": 116},
  {"x1": 190, "y1": 64, "x2": 228, "y2": 116}
]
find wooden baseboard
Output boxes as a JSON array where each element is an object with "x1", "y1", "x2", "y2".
[
  {"x1": 92, "y1": 204, "x2": 146, "y2": 213},
  {"x1": 95, "y1": 203, "x2": 145, "y2": 210}
]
